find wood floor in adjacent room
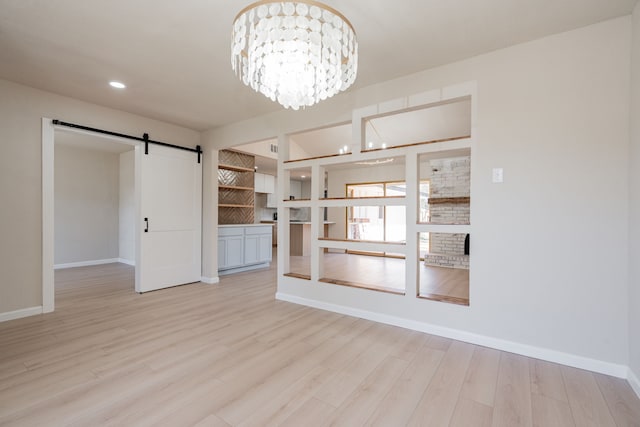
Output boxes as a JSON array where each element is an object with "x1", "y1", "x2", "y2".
[
  {"x1": 289, "y1": 252, "x2": 470, "y2": 305},
  {"x1": 1, "y1": 262, "x2": 639, "y2": 426}
]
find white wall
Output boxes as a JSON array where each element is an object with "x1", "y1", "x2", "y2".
[
  {"x1": 0, "y1": 79, "x2": 201, "y2": 314},
  {"x1": 119, "y1": 150, "x2": 135, "y2": 264},
  {"x1": 54, "y1": 145, "x2": 119, "y2": 265},
  {"x1": 629, "y1": 2, "x2": 640, "y2": 386},
  {"x1": 205, "y1": 17, "x2": 632, "y2": 370}
]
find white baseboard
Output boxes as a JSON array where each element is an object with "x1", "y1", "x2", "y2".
[
  {"x1": 275, "y1": 292, "x2": 629, "y2": 379},
  {"x1": 628, "y1": 368, "x2": 640, "y2": 399},
  {"x1": 54, "y1": 258, "x2": 120, "y2": 269},
  {"x1": 201, "y1": 276, "x2": 220, "y2": 284},
  {"x1": 117, "y1": 258, "x2": 136, "y2": 266},
  {"x1": 218, "y1": 262, "x2": 270, "y2": 276},
  {"x1": 0, "y1": 306, "x2": 43, "y2": 323}
]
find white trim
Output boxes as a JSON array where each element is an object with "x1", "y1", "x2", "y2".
[
  {"x1": 42, "y1": 118, "x2": 55, "y2": 313},
  {"x1": 43, "y1": 119, "x2": 144, "y2": 313},
  {"x1": 54, "y1": 258, "x2": 121, "y2": 269},
  {"x1": 0, "y1": 306, "x2": 43, "y2": 323},
  {"x1": 628, "y1": 368, "x2": 640, "y2": 399},
  {"x1": 200, "y1": 276, "x2": 220, "y2": 284},
  {"x1": 275, "y1": 292, "x2": 629, "y2": 379},
  {"x1": 118, "y1": 258, "x2": 136, "y2": 266},
  {"x1": 219, "y1": 262, "x2": 271, "y2": 275}
]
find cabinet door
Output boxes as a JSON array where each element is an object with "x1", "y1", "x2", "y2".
[
  {"x1": 254, "y1": 173, "x2": 265, "y2": 193},
  {"x1": 264, "y1": 174, "x2": 275, "y2": 194},
  {"x1": 218, "y1": 238, "x2": 227, "y2": 269},
  {"x1": 244, "y1": 235, "x2": 260, "y2": 264},
  {"x1": 225, "y1": 235, "x2": 244, "y2": 268},
  {"x1": 258, "y1": 234, "x2": 273, "y2": 262},
  {"x1": 266, "y1": 193, "x2": 277, "y2": 208}
]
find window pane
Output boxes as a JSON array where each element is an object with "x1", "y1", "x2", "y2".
[
  {"x1": 346, "y1": 183, "x2": 384, "y2": 198},
  {"x1": 348, "y1": 206, "x2": 384, "y2": 240},
  {"x1": 385, "y1": 182, "x2": 406, "y2": 197}
]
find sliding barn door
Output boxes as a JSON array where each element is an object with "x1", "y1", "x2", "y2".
[{"x1": 137, "y1": 144, "x2": 202, "y2": 293}]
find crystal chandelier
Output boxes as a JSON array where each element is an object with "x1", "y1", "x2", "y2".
[{"x1": 231, "y1": 1, "x2": 358, "y2": 110}]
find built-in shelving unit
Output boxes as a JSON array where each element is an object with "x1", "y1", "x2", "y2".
[
  {"x1": 218, "y1": 149, "x2": 255, "y2": 225},
  {"x1": 276, "y1": 86, "x2": 474, "y2": 306}
]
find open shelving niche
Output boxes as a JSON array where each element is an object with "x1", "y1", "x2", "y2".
[
  {"x1": 218, "y1": 150, "x2": 256, "y2": 224},
  {"x1": 276, "y1": 85, "x2": 474, "y2": 304}
]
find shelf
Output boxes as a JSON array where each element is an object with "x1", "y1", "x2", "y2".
[
  {"x1": 417, "y1": 293, "x2": 469, "y2": 306},
  {"x1": 284, "y1": 152, "x2": 352, "y2": 164},
  {"x1": 321, "y1": 196, "x2": 405, "y2": 201},
  {"x1": 319, "y1": 278, "x2": 404, "y2": 296},
  {"x1": 428, "y1": 197, "x2": 470, "y2": 205},
  {"x1": 218, "y1": 185, "x2": 254, "y2": 191},
  {"x1": 283, "y1": 272, "x2": 311, "y2": 280},
  {"x1": 361, "y1": 135, "x2": 471, "y2": 153},
  {"x1": 219, "y1": 204, "x2": 254, "y2": 208},
  {"x1": 218, "y1": 163, "x2": 254, "y2": 173}
]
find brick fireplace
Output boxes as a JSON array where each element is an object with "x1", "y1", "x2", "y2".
[{"x1": 425, "y1": 156, "x2": 470, "y2": 269}]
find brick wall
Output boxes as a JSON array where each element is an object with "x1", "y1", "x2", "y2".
[{"x1": 425, "y1": 156, "x2": 470, "y2": 269}]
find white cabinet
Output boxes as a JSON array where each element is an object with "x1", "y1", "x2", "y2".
[
  {"x1": 218, "y1": 225, "x2": 272, "y2": 274},
  {"x1": 244, "y1": 226, "x2": 273, "y2": 264},
  {"x1": 263, "y1": 174, "x2": 275, "y2": 194},
  {"x1": 266, "y1": 193, "x2": 277, "y2": 208},
  {"x1": 266, "y1": 176, "x2": 278, "y2": 208},
  {"x1": 254, "y1": 173, "x2": 264, "y2": 193},
  {"x1": 255, "y1": 173, "x2": 276, "y2": 194},
  {"x1": 218, "y1": 228, "x2": 244, "y2": 270}
]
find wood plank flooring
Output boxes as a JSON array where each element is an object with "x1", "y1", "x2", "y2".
[
  {"x1": 289, "y1": 252, "x2": 469, "y2": 304},
  {"x1": 0, "y1": 261, "x2": 638, "y2": 426}
]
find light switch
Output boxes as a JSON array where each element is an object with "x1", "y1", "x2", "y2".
[{"x1": 492, "y1": 168, "x2": 504, "y2": 183}]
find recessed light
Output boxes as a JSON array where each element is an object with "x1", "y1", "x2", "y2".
[
  {"x1": 381, "y1": 143, "x2": 387, "y2": 149},
  {"x1": 301, "y1": 175, "x2": 306, "y2": 178},
  {"x1": 109, "y1": 81, "x2": 126, "y2": 89},
  {"x1": 343, "y1": 145, "x2": 348, "y2": 152}
]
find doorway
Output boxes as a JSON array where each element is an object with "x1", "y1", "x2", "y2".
[{"x1": 42, "y1": 119, "x2": 203, "y2": 313}]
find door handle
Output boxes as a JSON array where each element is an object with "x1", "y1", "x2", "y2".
[{"x1": 144, "y1": 217, "x2": 149, "y2": 233}]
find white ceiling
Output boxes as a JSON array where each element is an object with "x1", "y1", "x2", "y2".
[{"x1": 0, "y1": 0, "x2": 636, "y2": 131}]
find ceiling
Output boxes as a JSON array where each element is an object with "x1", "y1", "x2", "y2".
[{"x1": 0, "y1": 0, "x2": 636, "y2": 131}]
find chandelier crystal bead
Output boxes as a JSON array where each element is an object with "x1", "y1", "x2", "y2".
[{"x1": 231, "y1": 1, "x2": 358, "y2": 110}]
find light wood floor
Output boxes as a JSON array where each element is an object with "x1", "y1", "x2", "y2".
[
  {"x1": 289, "y1": 252, "x2": 469, "y2": 304},
  {"x1": 1, "y1": 262, "x2": 638, "y2": 426}
]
